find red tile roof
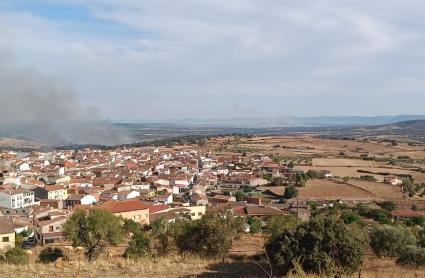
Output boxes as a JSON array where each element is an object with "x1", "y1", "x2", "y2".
[
  {"x1": 97, "y1": 199, "x2": 149, "y2": 213},
  {"x1": 391, "y1": 210, "x2": 425, "y2": 218}
]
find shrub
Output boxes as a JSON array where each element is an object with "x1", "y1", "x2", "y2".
[
  {"x1": 340, "y1": 211, "x2": 363, "y2": 226},
  {"x1": 265, "y1": 215, "x2": 297, "y2": 240},
  {"x1": 124, "y1": 232, "x2": 151, "y2": 259},
  {"x1": 283, "y1": 185, "x2": 298, "y2": 199},
  {"x1": 173, "y1": 210, "x2": 241, "y2": 259},
  {"x1": 379, "y1": 201, "x2": 396, "y2": 212},
  {"x1": 38, "y1": 247, "x2": 66, "y2": 264},
  {"x1": 396, "y1": 245, "x2": 425, "y2": 268},
  {"x1": 368, "y1": 209, "x2": 391, "y2": 224},
  {"x1": 247, "y1": 217, "x2": 262, "y2": 234},
  {"x1": 123, "y1": 218, "x2": 142, "y2": 235},
  {"x1": 266, "y1": 215, "x2": 368, "y2": 276},
  {"x1": 3, "y1": 247, "x2": 29, "y2": 265},
  {"x1": 370, "y1": 225, "x2": 417, "y2": 257}
]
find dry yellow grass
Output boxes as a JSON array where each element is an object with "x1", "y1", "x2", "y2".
[
  {"x1": 298, "y1": 179, "x2": 375, "y2": 201},
  {"x1": 2, "y1": 253, "x2": 425, "y2": 278}
]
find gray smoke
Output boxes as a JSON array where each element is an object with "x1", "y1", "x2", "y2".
[{"x1": 0, "y1": 50, "x2": 132, "y2": 146}]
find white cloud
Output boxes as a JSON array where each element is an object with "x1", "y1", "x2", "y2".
[{"x1": 1, "y1": 0, "x2": 425, "y2": 119}]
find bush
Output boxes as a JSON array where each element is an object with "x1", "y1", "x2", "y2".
[
  {"x1": 368, "y1": 209, "x2": 391, "y2": 224},
  {"x1": 370, "y1": 225, "x2": 417, "y2": 257},
  {"x1": 396, "y1": 245, "x2": 425, "y2": 268},
  {"x1": 340, "y1": 211, "x2": 363, "y2": 226},
  {"x1": 124, "y1": 232, "x2": 151, "y2": 259},
  {"x1": 379, "y1": 201, "x2": 396, "y2": 212},
  {"x1": 173, "y1": 210, "x2": 241, "y2": 259},
  {"x1": 266, "y1": 215, "x2": 368, "y2": 276},
  {"x1": 283, "y1": 185, "x2": 298, "y2": 199},
  {"x1": 360, "y1": 175, "x2": 377, "y2": 182},
  {"x1": 38, "y1": 247, "x2": 66, "y2": 264},
  {"x1": 247, "y1": 217, "x2": 262, "y2": 234},
  {"x1": 123, "y1": 218, "x2": 142, "y2": 235},
  {"x1": 3, "y1": 247, "x2": 29, "y2": 265},
  {"x1": 265, "y1": 215, "x2": 297, "y2": 240}
]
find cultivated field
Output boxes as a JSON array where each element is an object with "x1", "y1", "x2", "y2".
[{"x1": 297, "y1": 179, "x2": 375, "y2": 201}]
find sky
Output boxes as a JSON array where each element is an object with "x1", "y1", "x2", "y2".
[{"x1": 0, "y1": 0, "x2": 425, "y2": 121}]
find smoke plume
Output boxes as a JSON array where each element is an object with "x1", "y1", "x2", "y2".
[{"x1": 0, "y1": 50, "x2": 132, "y2": 146}]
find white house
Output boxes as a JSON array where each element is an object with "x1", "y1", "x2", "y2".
[
  {"x1": 114, "y1": 190, "x2": 140, "y2": 200},
  {"x1": 0, "y1": 189, "x2": 35, "y2": 209},
  {"x1": 131, "y1": 184, "x2": 151, "y2": 190},
  {"x1": 384, "y1": 176, "x2": 403, "y2": 186},
  {"x1": 80, "y1": 195, "x2": 96, "y2": 205},
  {"x1": 16, "y1": 162, "x2": 30, "y2": 172}
]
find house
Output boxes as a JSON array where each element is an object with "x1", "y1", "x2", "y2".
[
  {"x1": 192, "y1": 193, "x2": 209, "y2": 206},
  {"x1": 324, "y1": 171, "x2": 333, "y2": 178},
  {"x1": 97, "y1": 199, "x2": 150, "y2": 225},
  {"x1": 249, "y1": 178, "x2": 269, "y2": 187},
  {"x1": 0, "y1": 189, "x2": 35, "y2": 209},
  {"x1": 65, "y1": 194, "x2": 96, "y2": 208},
  {"x1": 33, "y1": 185, "x2": 68, "y2": 201},
  {"x1": 384, "y1": 176, "x2": 403, "y2": 186},
  {"x1": 149, "y1": 206, "x2": 206, "y2": 223},
  {"x1": 0, "y1": 217, "x2": 15, "y2": 252},
  {"x1": 246, "y1": 205, "x2": 285, "y2": 218},
  {"x1": 114, "y1": 190, "x2": 140, "y2": 200},
  {"x1": 211, "y1": 194, "x2": 236, "y2": 204},
  {"x1": 15, "y1": 162, "x2": 30, "y2": 172},
  {"x1": 33, "y1": 209, "x2": 68, "y2": 245},
  {"x1": 391, "y1": 210, "x2": 425, "y2": 221}
]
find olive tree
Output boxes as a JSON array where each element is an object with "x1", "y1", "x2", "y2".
[
  {"x1": 63, "y1": 209, "x2": 123, "y2": 261},
  {"x1": 369, "y1": 225, "x2": 417, "y2": 258},
  {"x1": 266, "y1": 215, "x2": 368, "y2": 276}
]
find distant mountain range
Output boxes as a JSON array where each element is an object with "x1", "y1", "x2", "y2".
[
  {"x1": 129, "y1": 115, "x2": 425, "y2": 128},
  {"x1": 2, "y1": 115, "x2": 425, "y2": 148}
]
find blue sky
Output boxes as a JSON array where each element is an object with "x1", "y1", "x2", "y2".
[{"x1": 1, "y1": 0, "x2": 425, "y2": 121}]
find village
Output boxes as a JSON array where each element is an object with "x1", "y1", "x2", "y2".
[{"x1": 1, "y1": 135, "x2": 424, "y2": 255}]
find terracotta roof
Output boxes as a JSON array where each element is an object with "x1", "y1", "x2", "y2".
[
  {"x1": 97, "y1": 199, "x2": 149, "y2": 213},
  {"x1": 246, "y1": 206, "x2": 284, "y2": 216},
  {"x1": 391, "y1": 210, "x2": 425, "y2": 218},
  {"x1": 148, "y1": 204, "x2": 170, "y2": 214},
  {"x1": 44, "y1": 185, "x2": 65, "y2": 191}
]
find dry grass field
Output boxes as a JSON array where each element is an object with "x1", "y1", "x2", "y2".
[
  {"x1": 344, "y1": 179, "x2": 403, "y2": 200},
  {"x1": 297, "y1": 179, "x2": 375, "y2": 201},
  {"x1": 2, "y1": 251, "x2": 425, "y2": 278}
]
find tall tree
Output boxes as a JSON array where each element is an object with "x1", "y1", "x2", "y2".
[{"x1": 63, "y1": 209, "x2": 123, "y2": 261}]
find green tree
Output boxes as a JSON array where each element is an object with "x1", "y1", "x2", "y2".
[
  {"x1": 248, "y1": 217, "x2": 262, "y2": 234},
  {"x1": 370, "y1": 225, "x2": 417, "y2": 257},
  {"x1": 234, "y1": 191, "x2": 244, "y2": 201},
  {"x1": 122, "y1": 218, "x2": 141, "y2": 235},
  {"x1": 173, "y1": 210, "x2": 241, "y2": 259},
  {"x1": 266, "y1": 215, "x2": 368, "y2": 276},
  {"x1": 396, "y1": 245, "x2": 425, "y2": 268},
  {"x1": 124, "y1": 232, "x2": 151, "y2": 259},
  {"x1": 63, "y1": 209, "x2": 123, "y2": 261},
  {"x1": 340, "y1": 210, "x2": 364, "y2": 226},
  {"x1": 150, "y1": 218, "x2": 173, "y2": 256},
  {"x1": 265, "y1": 215, "x2": 297, "y2": 240},
  {"x1": 283, "y1": 185, "x2": 298, "y2": 199},
  {"x1": 379, "y1": 201, "x2": 396, "y2": 212}
]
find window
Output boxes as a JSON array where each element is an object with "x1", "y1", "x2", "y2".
[
  {"x1": 198, "y1": 212, "x2": 203, "y2": 216},
  {"x1": 2, "y1": 237, "x2": 9, "y2": 242},
  {"x1": 191, "y1": 213, "x2": 196, "y2": 216},
  {"x1": 49, "y1": 226, "x2": 54, "y2": 232}
]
